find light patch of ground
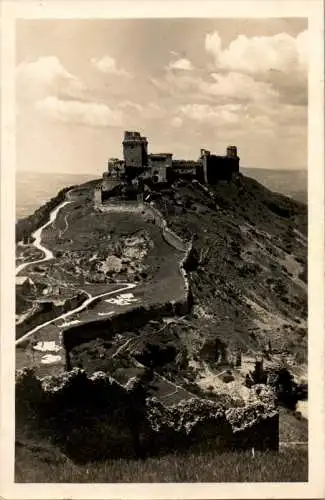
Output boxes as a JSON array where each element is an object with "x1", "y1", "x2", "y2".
[
  {"x1": 89, "y1": 253, "x2": 98, "y2": 262},
  {"x1": 189, "y1": 359, "x2": 250, "y2": 404},
  {"x1": 192, "y1": 305, "x2": 214, "y2": 320},
  {"x1": 239, "y1": 223, "x2": 272, "y2": 241},
  {"x1": 41, "y1": 354, "x2": 62, "y2": 364},
  {"x1": 100, "y1": 255, "x2": 123, "y2": 274},
  {"x1": 105, "y1": 293, "x2": 138, "y2": 306},
  {"x1": 244, "y1": 294, "x2": 296, "y2": 332},
  {"x1": 293, "y1": 228, "x2": 307, "y2": 246},
  {"x1": 296, "y1": 400, "x2": 308, "y2": 419},
  {"x1": 58, "y1": 319, "x2": 81, "y2": 328},
  {"x1": 33, "y1": 341, "x2": 60, "y2": 353},
  {"x1": 279, "y1": 253, "x2": 306, "y2": 290}
]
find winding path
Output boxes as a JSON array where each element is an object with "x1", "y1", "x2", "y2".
[
  {"x1": 16, "y1": 200, "x2": 72, "y2": 276},
  {"x1": 15, "y1": 283, "x2": 136, "y2": 347},
  {"x1": 15, "y1": 193, "x2": 137, "y2": 347}
]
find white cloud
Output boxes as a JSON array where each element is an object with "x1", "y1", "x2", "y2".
[
  {"x1": 91, "y1": 56, "x2": 132, "y2": 77},
  {"x1": 118, "y1": 101, "x2": 143, "y2": 112},
  {"x1": 200, "y1": 71, "x2": 279, "y2": 102},
  {"x1": 16, "y1": 56, "x2": 85, "y2": 101},
  {"x1": 205, "y1": 30, "x2": 308, "y2": 76},
  {"x1": 152, "y1": 68, "x2": 278, "y2": 104},
  {"x1": 118, "y1": 100, "x2": 165, "y2": 120},
  {"x1": 179, "y1": 103, "x2": 242, "y2": 126},
  {"x1": 35, "y1": 96, "x2": 124, "y2": 128},
  {"x1": 171, "y1": 116, "x2": 183, "y2": 128},
  {"x1": 167, "y1": 58, "x2": 194, "y2": 71}
]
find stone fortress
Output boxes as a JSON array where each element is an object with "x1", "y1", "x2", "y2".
[{"x1": 95, "y1": 131, "x2": 240, "y2": 205}]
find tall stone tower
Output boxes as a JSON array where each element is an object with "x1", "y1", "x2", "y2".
[{"x1": 123, "y1": 131, "x2": 148, "y2": 168}]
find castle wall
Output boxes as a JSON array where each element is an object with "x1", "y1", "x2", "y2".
[
  {"x1": 102, "y1": 178, "x2": 121, "y2": 192},
  {"x1": 206, "y1": 155, "x2": 238, "y2": 183}
]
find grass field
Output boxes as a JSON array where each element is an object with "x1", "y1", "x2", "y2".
[{"x1": 15, "y1": 444, "x2": 308, "y2": 482}]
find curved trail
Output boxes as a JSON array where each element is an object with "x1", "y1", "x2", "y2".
[
  {"x1": 15, "y1": 192, "x2": 137, "y2": 347},
  {"x1": 15, "y1": 283, "x2": 136, "y2": 346},
  {"x1": 16, "y1": 200, "x2": 72, "y2": 276}
]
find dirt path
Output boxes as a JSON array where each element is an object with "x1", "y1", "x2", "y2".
[
  {"x1": 15, "y1": 190, "x2": 138, "y2": 347},
  {"x1": 16, "y1": 200, "x2": 72, "y2": 276},
  {"x1": 15, "y1": 283, "x2": 137, "y2": 347}
]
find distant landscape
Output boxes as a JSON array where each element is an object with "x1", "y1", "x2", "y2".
[
  {"x1": 16, "y1": 168, "x2": 307, "y2": 220},
  {"x1": 243, "y1": 168, "x2": 307, "y2": 205}
]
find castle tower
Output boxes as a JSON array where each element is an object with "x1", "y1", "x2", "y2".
[
  {"x1": 226, "y1": 145, "x2": 240, "y2": 174},
  {"x1": 226, "y1": 145, "x2": 238, "y2": 158},
  {"x1": 123, "y1": 131, "x2": 148, "y2": 168}
]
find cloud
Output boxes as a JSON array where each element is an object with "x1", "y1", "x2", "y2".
[
  {"x1": 16, "y1": 56, "x2": 85, "y2": 101},
  {"x1": 118, "y1": 100, "x2": 166, "y2": 120},
  {"x1": 205, "y1": 30, "x2": 307, "y2": 76},
  {"x1": 171, "y1": 116, "x2": 183, "y2": 128},
  {"x1": 179, "y1": 103, "x2": 242, "y2": 126},
  {"x1": 118, "y1": 101, "x2": 143, "y2": 112},
  {"x1": 167, "y1": 58, "x2": 194, "y2": 71},
  {"x1": 152, "y1": 68, "x2": 278, "y2": 105},
  {"x1": 176, "y1": 100, "x2": 306, "y2": 150},
  {"x1": 91, "y1": 56, "x2": 132, "y2": 77},
  {"x1": 199, "y1": 71, "x2": 279, "y2": 102},
  {"x1": 35, "y1": 96, "x2": 124, "y2": 128}
]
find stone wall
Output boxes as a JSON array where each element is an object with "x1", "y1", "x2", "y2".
[
  {"x1": 98, "y1": 201, "x2": 146, "y2": 214},
  {"x1": 15, "y1": 368, "x2": 279, "y2": 461}
]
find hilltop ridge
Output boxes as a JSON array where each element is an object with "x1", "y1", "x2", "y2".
[{"x1": 15, "y1": 169, "x2": 307, "y2": 477}]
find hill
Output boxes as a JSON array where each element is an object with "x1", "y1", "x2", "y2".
[{"x1": 15, "y1": 172, "x2": 308, "y2": 481}]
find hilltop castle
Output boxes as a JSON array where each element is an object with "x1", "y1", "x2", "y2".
[{"x1": 95, "y1": 131, "x2": 240, "y2": 204}]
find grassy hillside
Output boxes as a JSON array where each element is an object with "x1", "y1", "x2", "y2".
[
  {"x1": 15, "y1": 443, "x2": 307, "y2": 482},
  {"x1": 15, "y1": 171, "x2": 308, "y2": 482}
]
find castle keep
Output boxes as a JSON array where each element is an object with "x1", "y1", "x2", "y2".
[{"x1": 96, "y1": 131, "x2": 240, "y2": 204}]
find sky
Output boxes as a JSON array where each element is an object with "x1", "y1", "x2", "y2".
[{"x1": 16, "y1": 18, "x2": 308, "y2": 174}]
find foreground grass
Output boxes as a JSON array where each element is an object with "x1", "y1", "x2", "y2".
[{"x1": 15, "y1": 445, "x2": 308, "y2": 483}]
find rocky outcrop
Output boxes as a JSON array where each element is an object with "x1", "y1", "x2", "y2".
[{"x1": 16, "y1": 367, "x2": 278, "y2": 461}]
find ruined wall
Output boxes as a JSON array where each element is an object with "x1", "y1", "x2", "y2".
[
  {"x1": 102, "y1": 178, "x2": 121, "y2": 193},
  {"x1": 15, "y1": 368, "x2": 279, "y2": 461}
]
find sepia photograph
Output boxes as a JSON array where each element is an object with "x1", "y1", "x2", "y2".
[{"x1": 1, "y1": 0, "x2": 324, "y2": 498}]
